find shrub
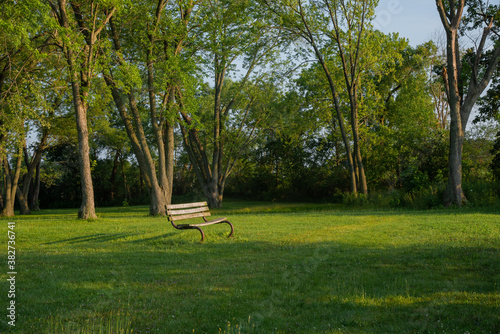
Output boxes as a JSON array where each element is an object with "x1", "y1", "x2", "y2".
[{"x1": 389, "y1": 185, "x2": 444, "y2": 210}]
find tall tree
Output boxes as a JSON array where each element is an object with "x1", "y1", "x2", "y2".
[
  {"x1": 361, "y1": 41, "x2": 444, "y2": 191},
  {"x1": 259, "y1": 0, "x2": 357, "y2": 193},
  {"x1": 428, "y1": 32, "x2": 451, "y2": 130},
  {"x1": 179, "y1": 0, "x2": 281, "y2": 208},
  {"x1": 102, "y1": 0, "x2": 193, "y2": 215},
  {"x1": 435, "y1": 0, "x2": 500, "y2": 206},
  {"x1": 319, "y1": 0, "x2": 381, "y2": 195},
  {"x1": 0, "y1": 0, "x2": 52, "y2": 216},
  {"x1": 48, "y1": 0, "x2": 116, "y2": 218},
  {"x1": 15, "y1": 48, "x2": 67, "y2": 214},
  {"x1": 260, "y1": 0, "x2": 396, "y2": 195}
]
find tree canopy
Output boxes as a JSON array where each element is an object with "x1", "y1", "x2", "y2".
[{"x1": 0, "y1": 0, "x2": 499, "y2": 216}]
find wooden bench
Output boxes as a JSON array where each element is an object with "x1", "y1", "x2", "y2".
[{"x1": 166, "y1": 202, "x2": 234, "y2": 242}]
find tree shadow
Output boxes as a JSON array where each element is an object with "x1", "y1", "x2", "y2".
[
  {"x1": 42, "y1": 233, "x2": 140, "y2": 245},
  {"x1": 128, "y1": 232, "x2": 178, "y2": 243}
]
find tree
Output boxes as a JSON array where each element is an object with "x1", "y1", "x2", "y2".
[
  {"x1": 491, "y1": 129, "x2": 500, "y2": 181},
  {"x1": 1, "y1": 141, "x2": 23, "y2": 217},
  {"x1": 366, "y1": 42, "x2": 447, "y2": 191},
  {"x1": 0, "y1": 0, "x2": 53, "y2": 216},
  {"x1": 102, "y1": 0, "x2": 194, "y2": 215},
  {"x1": 476, "y1": 70, "x2": 500, "y2": 123},
  {"x1": 260, "y1": 0, "x2": 410, "y2": 196},
  {"x1": 319, "y1": 0, "x2": 383, "y2": 195},
  {"x1": 178, "y1": 0, "x2": 281, "y2": 208},
  {"x1": 259, "y1": 0, "x2": 358, "y2": 194},
  {"x1": 428, "y1": 31, "x2": 451, "y2": 129},
  {"x1": 435, "y1": 0, "x2": 500, "y2": 206},
  {"x1": 15, "y1": 47, "x2": 68, "y2": 214},
  {"x1": 47, "y1": 0, "x2": 117, "y2": 218}
]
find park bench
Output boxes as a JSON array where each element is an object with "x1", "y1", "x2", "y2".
[{"x1": 166, "y1": 201, "x2": 234, "y2": 242}]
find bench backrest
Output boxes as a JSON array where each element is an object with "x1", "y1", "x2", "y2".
[{"x1": 166, "y1": 201, "x2": 210, "y2": 222}]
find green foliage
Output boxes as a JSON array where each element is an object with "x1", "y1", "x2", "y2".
[
  {"x1": 389, "y1": 185, "x2": 445, "y2": 210},
  {"x1": 463, "y1": 181, "x2": 500, "y2": 208},
  {"x1": 40, "y1": 142, "x2": 147, "y2": 208},
  {"x1": 462, "y1": 0, "x2": 500, "y2": 33},
  {"x1": 489, "y1": 130, "x2": 500, "y2": 181},
  {"x1": 226, "y1": 131, "x2": 351, "y2": 202},
  {"x1": 365, "y1": 42, "x2": 448, "y2": 191},
  {"x1": 1, "y1": 0, "x2": 498, "y2": 212},
  {"x1": 0, "y1": 0, "x2": 54, "y2": 136},
  {"x1": 40, "y1": 144, "x2": 82, "y2": 208},
  {"x1": 476, "y1": 64, "x2": 500, "y2": 123}
]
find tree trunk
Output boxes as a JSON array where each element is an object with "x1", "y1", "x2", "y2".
[
  {"x1": 147, "y1": 48, "x2": 172, "y2": 209},
  {"x1": 350, "y1": 99, "x2": 368, "y2": 195},
  {"x1": 178, "y1": 57, "x2": 227, "y2": 209},
  {"x1": 210, "y1": 57, "x2": 224, "y2": 208},
  {"x1": 149, "y1": 184, "x2": 168, "y2": 216},
  {"x1": 442, "y1": 23, "x2": 466, "y2": 206},
  {"x1": 314, "y1": 50, "x2": 357, "y2": 193},
  {"x1": 121, "y1": 156, "x2": 131, "y2": 203},
  {"x1": 178, "y1": 118, "x2": 219, "y2": 209},
  {"x1": 110, "y1": 149, "x2": 120, "y2": 201},
  {"x1": 74, "y1": 99, "x2": 97, "y2": 219},
  {"x1": 67, "y1": 54, "x2": 97, "y2": 219},
  {"x1": 17, "y1": 133, "x2": 47, "y2": 214},
  {"x1": 103, "y1": 76, "x2": 168, "y2": 216},
  {"x1": 202, "y1": 179, "x2": 222, "y2": 209},
  {"x1": 443, "y1": 86, "x2": 465, "y2": 205},
  {"x1": 436, "y1": 0, "x2": 500, "y2": 206},
  {"x1": 16, "y1": 188, "x2": 31, "y2": 215},
  {"x1": 129, "y1": 89, "x2": 168, "y2": 216},
  {"x1": 1, "y1": 150, "x2": 22, "y2": 217},
  {"x1": 29, "y1": 161, "x2": 41, "y2": 211},
  {"x1": 164, "y1": 119, "x2": 175, "y2": 203}
]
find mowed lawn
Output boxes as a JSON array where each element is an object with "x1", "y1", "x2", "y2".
[{"x1": 1, "y1": 202, "x2": 499, "y2": 333}]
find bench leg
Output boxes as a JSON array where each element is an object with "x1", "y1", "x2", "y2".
[
  {"x1": 177, "y1": 221, "x2": 233, "y2": 242},
  {"x1": 226, "y1": 221, "x2": 234, "y2": 238},
  {"x1": 194, "y1": 226, "x2": 206, "y2": 242}
]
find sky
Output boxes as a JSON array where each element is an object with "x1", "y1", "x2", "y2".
[{"x1": 374, "y1": 0, "x2": 444, "y2": 46}]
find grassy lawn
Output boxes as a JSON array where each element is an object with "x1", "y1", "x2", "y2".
[{"x1": 1, "y1": 201, "x2": 499, "y2": 333}]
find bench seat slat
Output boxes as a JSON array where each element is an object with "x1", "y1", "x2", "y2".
[
  {"x1": 179, "y1": 217, "x2": 228, "y2": 227},
  {"x1": 169, "y1": 212, "x2": 210, "y2": 221},
  {"x1": 167, "y1": 207, "x2": 208, "y2": 215},
  {"x1": 167, "y1": 202, "x2": 207, "y2": 209}
]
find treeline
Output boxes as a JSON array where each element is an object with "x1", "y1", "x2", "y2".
[{"x1": 1, "y1": 0, "x2": 499, "y2": 217}]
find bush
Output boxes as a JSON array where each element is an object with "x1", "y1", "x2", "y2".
[
  {"x1": 389, "y1": 185, "x2": 445, "y2": 210},
  {"x1": 463, "y1": 181, "x2": 500, "y2": 208}
]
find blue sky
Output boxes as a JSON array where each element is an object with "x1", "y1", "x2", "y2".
[{"x1": 375, "y1": 0, "x2": 444, "y2": 46}]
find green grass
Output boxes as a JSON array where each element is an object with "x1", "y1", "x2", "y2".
[{"x1": 1, "y1": 202, "x2": 499, "y2": 333}]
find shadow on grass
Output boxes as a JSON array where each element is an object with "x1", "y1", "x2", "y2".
[
  {"x1": 42, "y1": 233, "x2": 141, "y2": 245},
  {"x1": 9, "y1": 233, "x2": 500, "y2": 334},
  {"x1": 128, "y1": 232, "x2": 178, "y2": 243}
]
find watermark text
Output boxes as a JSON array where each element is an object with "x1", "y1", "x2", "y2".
[{"x1": 6, "y1": 222, "x2": 16, "y2": 327}]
